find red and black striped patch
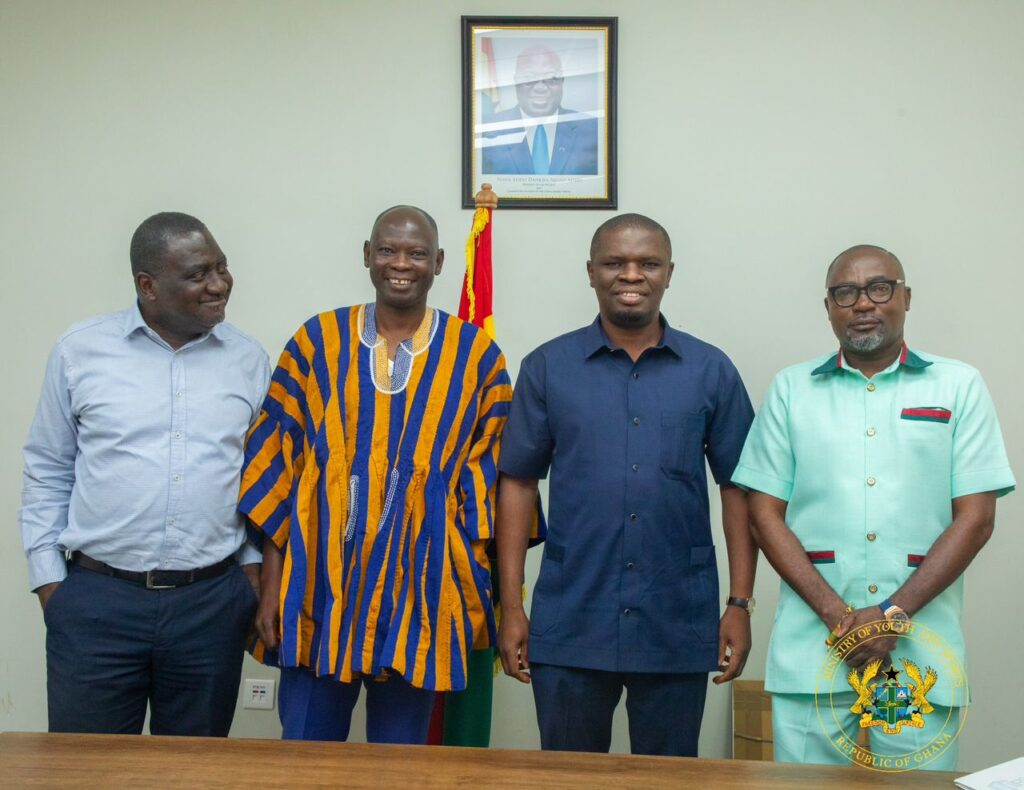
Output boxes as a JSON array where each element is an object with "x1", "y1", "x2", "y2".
[
  {"x1": 908, "y1": 554, "x2": 925, "y2": 567},
  {"x1": 901, "y1": 407, "x2": 952, "y2": 424},
  {"x1": 807, "y1": 550, "x2": 835, "y2": 564}
]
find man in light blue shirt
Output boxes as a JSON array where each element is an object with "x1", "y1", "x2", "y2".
[
  {"x1": 20, "y1": 212, "x2": 270, "y2": 735},
  {"x1": 733, "y1": 245, "x2": 1014, "y2": 770}
]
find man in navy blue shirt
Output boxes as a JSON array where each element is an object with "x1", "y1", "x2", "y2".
[{"x1": 496, "y1": 214, "x2": 757, "y2": 756}]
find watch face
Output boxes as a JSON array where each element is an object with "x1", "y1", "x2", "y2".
[{"x1": 889, "y1": 610, "x2": 910, "y2": 633}]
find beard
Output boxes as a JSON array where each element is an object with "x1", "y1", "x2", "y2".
[
  {"x1": 607, "y1": 307, "x2": 653, "y2": 328},
  {"x1": 844, "y1": 326, "x2": 886, "y2": 353}
]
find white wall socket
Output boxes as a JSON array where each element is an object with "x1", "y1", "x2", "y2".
[{"x1": 243, "y1": 678, "x2": 276, "y2": 710}]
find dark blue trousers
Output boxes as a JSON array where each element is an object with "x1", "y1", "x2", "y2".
[
  {"x1": 530, "y1": 663, "x2": 708, "y2": 756},
  {"x1": 45, "y1": 562, "x2": 256, "y2": 735},
  {"x1": 278, "y1": 667, "x2": 435, "y2": 744}
]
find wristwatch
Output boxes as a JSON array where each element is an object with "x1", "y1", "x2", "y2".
[
  {"x1": 878, "y1": 597, "x2": 911, "y2": 631},
  {"x1": 726, "y1": 596, "x2": 755, "y2": 615}
]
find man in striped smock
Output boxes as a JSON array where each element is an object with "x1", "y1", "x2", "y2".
[{"x1": 239, "y1": 206, "x2": 510, "y2": 743}]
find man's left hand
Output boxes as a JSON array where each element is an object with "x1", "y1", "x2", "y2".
[
  {"x1": 835, "y1": 606, "x2": 896, "y2": 672},
  {"x1": 713, "y1": 605, "x2": 751, "y2": 685}
]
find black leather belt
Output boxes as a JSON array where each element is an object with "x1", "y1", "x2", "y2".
[{"x1": 71, "y1": 552, "x2": 234, "y2": 589}]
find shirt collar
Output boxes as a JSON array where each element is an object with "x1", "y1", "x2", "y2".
[
  {"x1": 810, "y1": 341, "x2": 932, "y2": 376},
  {"x1": 122, "y1": 301, "x2": 149, "y2": 337},
  {"x1": 584, "y1": 315, "x2": 682, "y2": 359},
  {"x1": 123, "y1": 301, "x2": 224, "y2": 347}
]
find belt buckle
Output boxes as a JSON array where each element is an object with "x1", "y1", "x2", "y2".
[{"x1": 145, "y1": 570, "x2": 176, "y2": 590}]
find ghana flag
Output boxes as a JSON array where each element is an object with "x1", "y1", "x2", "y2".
[{"x1": 427, "y1": 186, "x2": 498, "y2": 746}]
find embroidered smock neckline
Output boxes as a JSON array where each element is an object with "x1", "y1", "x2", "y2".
[{"x1": 358, "y1": 303, "x2": 437, "y2": 394}]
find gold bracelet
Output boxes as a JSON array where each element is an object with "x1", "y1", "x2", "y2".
[{"x1": 824, "y1": 603, "x2": 855, "y2": 647}]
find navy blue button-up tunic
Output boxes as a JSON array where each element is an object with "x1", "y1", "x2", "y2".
[{"x1": 499, "y1": 318, "x2": 754, "y2": 673}]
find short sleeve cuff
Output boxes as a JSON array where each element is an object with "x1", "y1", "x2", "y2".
[
  {"x1": 497, "y1": 448, "x2": 550, "y2": 481},
  {"x1": 951, "y1": 468, "x2": 1016, "y2": 499},
  {"x1": 731, "y1": 465, "x2": 793, "y2": 502},
  {"x1": 497, "y1": 456, "x2": 548, "y2": 481},
  {"x1": 27, "y1": 549, "x2": 68, "y2": 591}
]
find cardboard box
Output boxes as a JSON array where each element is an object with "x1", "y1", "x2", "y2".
[
  {"x1": 733, "y1": 680, "x2": 773, "y2": 761},
  {"x1": 732, "y1": 680, "x2": 870, "y2": 760}
]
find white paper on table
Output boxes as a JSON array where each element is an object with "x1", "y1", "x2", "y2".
[{"x1": 954, "y1": 756, "x2": 1024, "y2": 789}]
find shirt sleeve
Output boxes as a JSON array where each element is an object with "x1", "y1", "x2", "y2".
[
  {"x1": 237, "y1": 333, "x2": 311, "y2": 549},
  {"x1": 457, "y1": 345, "x2": 512, "y2": 542},
  {"x1": 705, "y1": 355, "x2": 755, "y2": 486},
  {"x1": 731, "y1": 371, "x2": 796, "y2": 501},
  {"x1": 252, "y1": 346, "x2": 273, "y2": 425},
  {"x1": 236, "y1": 347, "x2": 275, "y2": 563},
  {"x1": 497, "y1": 350, "x2": 554, "y2": 480},
  {"x1": 19, "y1": 342, "x2": 77, "y2": 590},
  {"x1": 950, "y1": 370, "x2": 1015, "y2": 499}
]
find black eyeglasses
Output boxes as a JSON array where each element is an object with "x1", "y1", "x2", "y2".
[{"x1": 827, "y1": 279, "x2": 905, "y2": 308}]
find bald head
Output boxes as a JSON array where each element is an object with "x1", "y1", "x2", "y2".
[
  {"x1": 370, "y1": 205, "x2": 437, "y2": 243},
  {"x1": 364, "y1": 205, "x2": 444, "y2": 314},
  {"x1": 590, "y1": 214, "x2": 672, "y2": 261},
  {"x1": 515, "y1": 46, "x2": 563, "y2": 80},
  {"x1": 823, "y1": 243, "x2": 911, "y2": 368},
  {"x1": 826, "y1": 244, "x2": 905, "y2": 287}
]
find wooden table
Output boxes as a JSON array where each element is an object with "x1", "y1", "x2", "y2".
[{"x1": 0, "y1": 732, "x2": 962, "y2": 788}]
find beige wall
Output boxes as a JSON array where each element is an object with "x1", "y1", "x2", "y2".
[{"x1": 2, "y1": 0, "x2": 1021, "y2": 771}]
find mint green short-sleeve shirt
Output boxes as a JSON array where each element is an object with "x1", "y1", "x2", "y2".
[{"x1": 732, "y1": 345, "x2": 1015, "y2": 698}]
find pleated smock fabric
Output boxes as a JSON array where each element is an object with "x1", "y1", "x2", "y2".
[{"x1": 240, "y1": 304, "x2": 510, "y2": 692}]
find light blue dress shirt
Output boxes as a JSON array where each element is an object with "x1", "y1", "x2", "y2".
[{"x1": 20, "y1": 304, "x2": 271, "y2": 590}]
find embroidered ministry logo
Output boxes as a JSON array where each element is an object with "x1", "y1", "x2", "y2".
[{"x1": 816, "y1": 619, "x2": 967, "y2": 771}]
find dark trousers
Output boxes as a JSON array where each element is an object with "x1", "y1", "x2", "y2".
[
  {"x1": 530, "y1": 663, "x2": 708, "y2": 756},
  {"x1": 278, "y1": 667, "x2": 436, "y2": 744},
  {"x1": 45, "y1": 561, "x2": 257, "y2": 735}
]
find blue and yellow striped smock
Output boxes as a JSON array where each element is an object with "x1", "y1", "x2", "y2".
[{"x1": 239, "y1": 304, "x2": 510, "y2": 692}]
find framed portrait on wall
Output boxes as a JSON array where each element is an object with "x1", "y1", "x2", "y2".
[{"x1": 461, "y1": 16, "x2": 618, "y2": 210}]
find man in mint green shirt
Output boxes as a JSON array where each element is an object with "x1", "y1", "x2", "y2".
[{"x1": 733, "y1": 245, "x2": 1014, "y2": 771}]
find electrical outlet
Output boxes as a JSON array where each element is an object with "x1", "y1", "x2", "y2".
[{"x1": 243, "y1": 678, "x2": 276, "y2": 710}]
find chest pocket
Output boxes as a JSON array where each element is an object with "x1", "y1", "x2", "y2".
[
  {"x1": 897, "y1": 407, "x2": 954, "y2": 446},
  {"x1": 660, "y1": 412, "x2": 706, "y2": 480}
]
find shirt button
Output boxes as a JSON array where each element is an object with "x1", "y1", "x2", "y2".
[
  {"x1": 632, "y1": 417, "x2": 641, "y2": 426},
  {"x1": 626, "y1": 562, "x2": 635, "y2": 570},
  {"x1": 623, "y1": 608, "x2": 631, "y2": 615},
  {"x1": 173, "y1": 474, "x2": 181, "y2": 482},
  {"x1": 631, "y1": 463, "x2": 639, "y2": 472},
  {"x1": 176, "y1": 390, "x2": 183, "y2": 397},
  {"x1": 866, "y1": 427, "x2": 876, "y2": 437},
  {"x1": 866, "y1": 532, "x2": 877, "y2": 541},
  {"x1": 174, "y1": 432, "x2": 182, "y2": 439},
  {"x1": 867, "y1": 383, "x2": 876, "y2": 392},
  {"x1": 629, "y1": 513, "x2": 638, "y2": 521},
  {"x1": 866, "y1": 477, "x2": 876, "y2": 486},
  {"x1": 632, "y1": 372, "x2": 639, "y2": 380},
  {"x1": 868, "y1": 584, "x2": 878, "y2": 594}
]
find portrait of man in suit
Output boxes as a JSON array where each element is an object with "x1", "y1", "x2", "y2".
[{"x1": 481, "y1": 45, "x2": 599, "y2": 176}]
